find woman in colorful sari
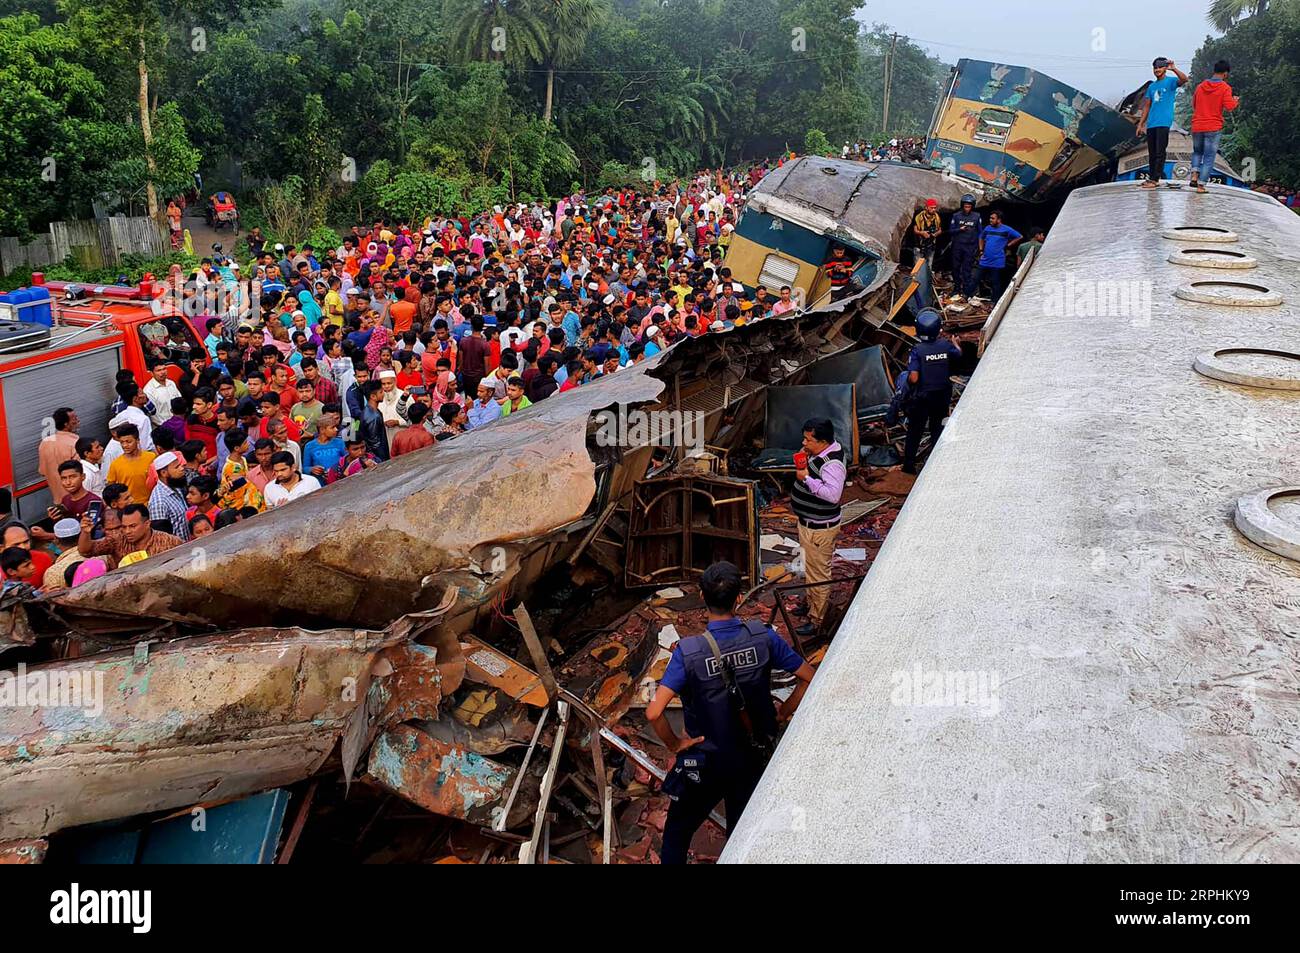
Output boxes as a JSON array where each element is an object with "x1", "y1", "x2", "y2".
[
  {"x1": 217, "y1": 428, "x2": 265, "y2": 512},
  {"x1": 364, "y1": 317, "x2": 392, "y2": 372}
]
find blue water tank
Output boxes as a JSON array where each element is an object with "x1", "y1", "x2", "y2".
[
  {"x1": 25, "y1": 286, "x2": 52, "y2": 326},
  {"x1": 3, "y1": 288, "x2": 32, "y2": 320}
]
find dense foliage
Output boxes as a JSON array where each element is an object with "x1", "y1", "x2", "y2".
[
  {"x1": 0, "y1": 0, "x2": 949, "y2": 238},
  {"x1": 1187, "y1": 0, "x2": 1300, "y2": 184}
]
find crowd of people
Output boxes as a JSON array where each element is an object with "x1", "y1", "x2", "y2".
[
  {"x1": 1253, "y1": 180, "x2": 1299, "y2": 209},
  {"x1": 843, "y1": 136, "x2": 927, "y2": 163},
  {"x1": 3, "y1": 164, "x2": 853, "y2": 592}
]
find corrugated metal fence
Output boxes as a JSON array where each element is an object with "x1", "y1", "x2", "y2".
[{"x1": 0, "y1": 216, "x2": 168, "y2": 276}]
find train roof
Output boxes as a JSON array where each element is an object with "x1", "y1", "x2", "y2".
[
  {"x1": 1116, "y1": 127, "x2": 1244, "y2": 181},
  {"x1": 744, "y1": 159, "x2": 974, "y2": 261},
  {"x1": 722, "y1": 181, "x2": 1300, "y2": 863}
]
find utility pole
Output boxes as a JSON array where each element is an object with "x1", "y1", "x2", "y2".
[{"x1": 882, "y1": 31, "x2": 899, "y2": 136}]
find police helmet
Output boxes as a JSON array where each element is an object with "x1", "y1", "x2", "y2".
[
  {"x1": 961, "y1": 193, "x2": 975, "y2": 207},
  {"x1": 916, "y1": 308, "x2": 943, "y2": 342}
]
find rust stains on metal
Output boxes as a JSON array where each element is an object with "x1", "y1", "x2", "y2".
[
  {"x1": 557, "y1": 620, "x2": 659, "y2": 722},
  {"x1": 363, "y1": 724, "x2": 518, "y2": 827},
  {"x1": 0, "y1": 838, "x2": 47, "y2": 864},
  {"x1": 460, "y1": 635, "x2": 549, "y2": 707},
  {"x1": 0, "y1": 602, "x2": 459, "y2": 841}
]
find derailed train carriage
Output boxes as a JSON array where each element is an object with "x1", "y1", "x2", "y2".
[
  {"x1": 926, "y1": 58, "x2": 1140, "y2": 201},
  {"x1": 0, "y1": 265, "x2": 917, "y2": 850},
  {"x1": 721, "y1": 180, "x2": 1300, "y2": 864}
]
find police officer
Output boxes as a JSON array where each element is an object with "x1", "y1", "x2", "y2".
[
  {"x1": 947, "y1": 194, "x2": 981, "y2": 303},
  {"x1": 646, "y1": 561, "x2": 815, "y2": 864},
  {"x1": 902, "y1": 308, "x2": 961, "y2": 475}
]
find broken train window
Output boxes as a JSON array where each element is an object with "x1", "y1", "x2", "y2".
[{"x1": 974, "y1": 108, "x2": 1016, "y2": 146}]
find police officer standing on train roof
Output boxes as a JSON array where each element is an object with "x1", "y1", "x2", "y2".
[
  {"x1": 646, "y1": 560, "x2": 816, "y2": 864},
  {"x1": 902, "y1": 308, "x2": 962, "y2": 475},
  {"x1": 948, "y1": 194, "x2": 981, "y2": 303}
]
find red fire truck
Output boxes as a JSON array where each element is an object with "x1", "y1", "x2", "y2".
[{"x1": 0, "y1": 277, "x2": 207, "y2": 523}]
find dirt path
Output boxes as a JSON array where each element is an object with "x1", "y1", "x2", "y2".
[{"x1": 182, "y1": 208, "x2": 238, "y2": 259}]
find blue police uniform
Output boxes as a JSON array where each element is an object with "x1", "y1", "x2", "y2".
[
  {"x1": 949, "y1": 209, "x2": 982, "y2": 297},
  {"x1": 885, "y1": 369, "x2": 912, "y2": 426},
  {"x1": 903, "y1": 337, "x2": 962, "y2": 473},
  {"x1": 658, "y1": 616, "x2": 804, "y2": 864}
]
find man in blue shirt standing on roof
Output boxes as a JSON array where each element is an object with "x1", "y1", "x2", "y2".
[
  {"x1": 972, "y1": 211, "x2": 1022, "y2": 305},
  {"x1": 646, "y1": 560, "x2": 816, "y2": 864},
  {"x1": 1135, "y1": 56, "x2": 1189, "y2": 189}
]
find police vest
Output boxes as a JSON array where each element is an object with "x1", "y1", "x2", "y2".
[
  {"x1": 951, "y1": 211, "x2": 982, "y2": 247},
  {"x1": 912, "y1": 339, "x2": 960, "y2": 395},
  {"x1": 791, "y1": 446, "x2": 844, "y2": 524},
  {"x1": 675, "y1": 620, "x2": 778, "y2": 764}
]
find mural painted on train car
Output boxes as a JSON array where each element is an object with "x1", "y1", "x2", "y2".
[{"x1": 928, "y1": 59, "x2": 1141, "y2": 201}]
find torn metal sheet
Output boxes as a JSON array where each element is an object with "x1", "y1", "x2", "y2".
[
  {"x1": 364, "y1": 724, "x2": 521, "y2": 827},
  {"x1": 39, "y1": 298, "x2": 874, "y2": 637},
  {"x1": 41, "y1": 368, "x2": 667, "y2": 634},
  {"x1": 0, "y1": 605, "x2": 459, "y2": 841},
  {"x1": 0, "y1": 838, "x2": 46, "y2": 864},
  {"x1": 558, "y1": 619, "x2": 660, "y2": 722},
  {"x1": 413, "y1": 703, "x2": 535, "y2": 757},
  {"x1": 461, "y1": 635, "x2": 549, "y2": 707},
  {"x1": 744, "y1": 160, "x2": 977, "y2": 262},
  {"x1": 0, "y1": 594, "x2": 36, "y2": 659}
]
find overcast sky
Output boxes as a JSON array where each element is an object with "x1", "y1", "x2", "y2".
[{"x1": 864, "y1": 0, "x2": 1223, "y2": 102}]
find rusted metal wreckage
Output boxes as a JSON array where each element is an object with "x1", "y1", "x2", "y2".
[
  {"x1": 0, "y1": 159, "x2": 1038, "y2": 861},
  {"x1": 22, "y1": 272, "x2": 906, "y2": 641}
]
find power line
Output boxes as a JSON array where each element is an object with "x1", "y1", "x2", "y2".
[
  {"x1": 381, "y1": 33, "x2": 1183, "y2": 80},
  {"x1": 384, "y1": 46, "x2": 866, "y2": 76}
]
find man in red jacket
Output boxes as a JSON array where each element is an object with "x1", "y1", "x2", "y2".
[{"x1": 1190, "y1": 60, "x2": 1240, "y2": 194}]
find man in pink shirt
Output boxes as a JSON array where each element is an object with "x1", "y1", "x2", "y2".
[
  {"x1": 37, "y1": 407, "x2": 80, "y2": 498},
  {"x1": 770, "y1": 285, "x2": 797, "y2": 316}
]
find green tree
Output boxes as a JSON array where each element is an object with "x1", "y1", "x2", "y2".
[
  {"x1": 535, "y1": 0, "x2": 609, "y2": 124},
  {"x1": 1190, "y1": 0, "x2": 1300, "y2": 183},
  {"x1": 804, "y1": 129, "x2": 831, "y2": 155},
  {"x1": 445, "y1": 0, "x2": 547, "y2": 71},
  {"x1": 1208, "y1": 0, "x2": 1270, "y2": 31},
  {"x1": 58, "y1": 0, "x2": 275, "y2": 220},
  {"x1": 0, "y1": 13, "x2": 123, "y2": 233},
  {"x1": 105, "y1": 102, "x2": 201, "y2": 213}
]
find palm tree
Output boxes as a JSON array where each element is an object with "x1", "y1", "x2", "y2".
[
  {"x1": 535, "y1": 0, "x2": 609, "y2": 124},
  {"x1": 444, "y1": 0, "x2": 548, "y2": 70},
  {"x1": 1207, "y1": 0, "x2": 1270, "y2": 32},
  {"x1": 663, "y1": 72, "x2": 726, "y2": 141},
  {"x1": 444, "y1": 0, "x2": 607, "y2": 125}
]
